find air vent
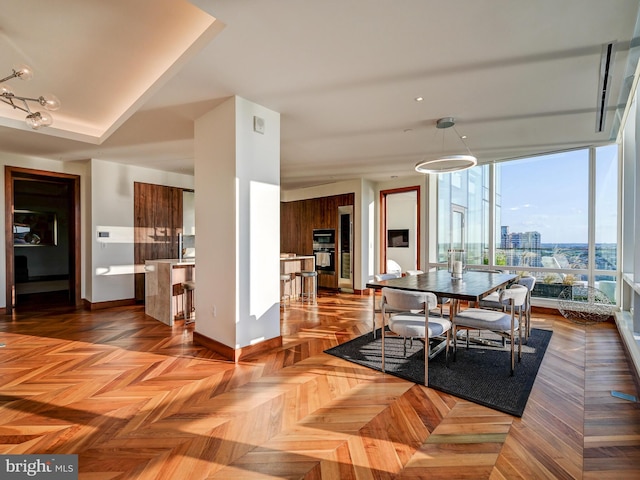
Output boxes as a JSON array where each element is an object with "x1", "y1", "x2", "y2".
[{"x1": 596, "y1": 42, "x2": 616, "y2": 132}]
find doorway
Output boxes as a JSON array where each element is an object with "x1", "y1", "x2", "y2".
[
  {"x1": 380, "y1": 186, "x2": 420, "y2": 274},
  {"x1": 4, "y1": 166, "x2": 81, "y2": 313},
  {"x1": 451, "y1": 204, "x2": 466, "y2": 251},
  {"x1": 337, "y1": 205, "x2": 353, "y2": 292}
]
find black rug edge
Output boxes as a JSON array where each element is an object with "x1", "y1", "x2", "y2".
[{"x1": 324, "y1": 328, "x2": 553, "y2": 417}]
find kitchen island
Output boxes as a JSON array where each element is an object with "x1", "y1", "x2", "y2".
[
  {"x1": 145, "y1": 258, "x2": 195, "y2": 326},
  {"x1": 280, "y1": 255, "x2": 315, "y2": 300}
]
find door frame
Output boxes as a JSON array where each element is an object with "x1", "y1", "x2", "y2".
[
  {"x1": 337, "y1": 204, "x2": 354, "y2": 291},
  {"x1": 380, "y1": 186, "x2": 421, "y2": 273},
  {"x1": 450, "y1": 203, "x2": 466, "y2": 250},
  {"x1": 4, "y1": 166, "x2": 81, "y2": 313}
]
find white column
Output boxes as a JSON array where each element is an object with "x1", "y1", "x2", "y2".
[{"x1": 194, "y1": 96, "x2": 281, "y2": 350}]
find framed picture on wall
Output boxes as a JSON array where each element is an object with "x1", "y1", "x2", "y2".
[
  {"x1": 13, "y1": 210, "x2": 58, "y2": 247},
  {"x1": 387, "y1": 229, "x2": 409, "y2": 248}
]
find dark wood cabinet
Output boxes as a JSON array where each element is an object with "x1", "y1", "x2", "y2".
[
  {"x1": 134, "y1": 182, "x2": 184, "y2": 302},
  {"x1": 280, "y1": 193, "x2": 354, "y2": 290}
]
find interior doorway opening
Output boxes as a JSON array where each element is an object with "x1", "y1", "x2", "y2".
[
  {"x1": 451, "y1": 204, "x2": 466, "y2": 251},
  {"x1": 380, "y1": 186, "x2": 421, "y2": 275},
  {"x1": 4, "y1": 166, "x2": 81, "y2": 313}
]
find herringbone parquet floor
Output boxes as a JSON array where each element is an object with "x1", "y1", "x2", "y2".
[{"x1": 1, "y1": 291, "x2": 639, "y2": 479}]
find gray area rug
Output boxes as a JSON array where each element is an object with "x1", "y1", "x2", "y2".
[{"x1": 325, "y1": 328, "x2": 552, "y2": 417}]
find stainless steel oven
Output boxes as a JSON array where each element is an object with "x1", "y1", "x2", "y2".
[{"x1": 312, "y1": 229, "x2": 335, "y2": 274}]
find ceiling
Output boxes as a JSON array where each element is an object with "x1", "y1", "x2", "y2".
[{"x1": 0, "y1": 0, "x2": 638, "y2": 190}]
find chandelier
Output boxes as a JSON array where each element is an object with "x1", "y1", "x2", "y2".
[
  {"x1": 0, "y1": 64, "x2": 60, "y2": 129},
  {"x1": 415, "y1": 117, "x2": 477, "y2": 174}
]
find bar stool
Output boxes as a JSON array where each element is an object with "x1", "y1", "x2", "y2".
[
  {"x1": 182, "y1": 281, "x2": 195, "y2": 324},
  {"x1": 280, "y1": 273, "x2": 292, "y2": 308},
  {"x1": 297, "y1": 270, "x2": 317, "y2": 304}
]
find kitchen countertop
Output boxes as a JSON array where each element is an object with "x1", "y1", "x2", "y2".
[{"x1": 146, "y1": 258, "x2": 195, "y2": 265}]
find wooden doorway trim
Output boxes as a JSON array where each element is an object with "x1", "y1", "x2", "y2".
[
  {"x1": 379, "y1": 186, "x2": 421, "y2": 274},
  {"x1": 4, "y1": 166, "x2": 81, "y2": 313}
]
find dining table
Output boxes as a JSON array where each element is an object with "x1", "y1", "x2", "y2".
[
  {"x1": 366, "y1": 269, "x2": 517, "y2": 317},
  {"x1": 366, "y1": 269, "x2": 518, "y2": 384}
]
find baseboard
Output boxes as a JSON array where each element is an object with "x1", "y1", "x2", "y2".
[
  {"x1": 531, "y1": 305, "x2": 560, "y2": 316},
  {"x1": 83, "y1": 298, "x2": 137, "y2": 310},
  {"x1": 193, "y1": 331, "x2": 283, "y2": 362},
  {"x1": 615, "y1": 311, "x2": 640, "y2": 392}
]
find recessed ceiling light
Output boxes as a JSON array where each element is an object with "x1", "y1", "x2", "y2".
[{"x1": 415, "y1": 96, "x2": 424, "y2": 102}]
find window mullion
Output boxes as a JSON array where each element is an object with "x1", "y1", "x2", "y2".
[
  {"x1": 588, "y1": 147, "x2": 596, "y2": 286},
  {"x1": 489, "y1": 163, "x2": 496, "y2": 269}
]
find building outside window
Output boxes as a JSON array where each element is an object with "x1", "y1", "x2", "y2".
[
  {"x1": 435, "y1": 145, "x2": 619, "y2": 301},
  {"x1": 437, "y1": 165, "x2": 489, "y2": 266}
]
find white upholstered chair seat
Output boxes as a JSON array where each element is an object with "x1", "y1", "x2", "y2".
[
  {"x1": 388, "y1": 314, "x2": 451, "y2": 339},
  {"x1": 454, "y1": 308, "x2": 514, "y2": 332}
]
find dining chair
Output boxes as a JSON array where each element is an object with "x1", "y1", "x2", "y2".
[
  {"x1": 516, "y1": 275, "x2": 536, "y2": 338},
  {"x1": 478, "y1": 275, "x2": 536, "y2": 340},
  {"x1": 452, "y1": 284, "x2": 528, "y2": 376},
  {"x1": 380, "y1": 287, "x2": 452, "y2": 386},
  {"x1": 372, "y1": 273, "x2": 402, "y2": 338},
  {"x1": 386, "y1": 259, "x2": 403, "y2": 276},
  {"x1": 406, "y1": 269, "x2": 448, "y2": 317}
]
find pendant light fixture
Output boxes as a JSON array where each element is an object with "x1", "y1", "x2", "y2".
[
  {"x1": 0, "y1": 64, "x2": 61, "y2": 130},
  {"x1": 415, "y1": 117, "x2": 477, "y2": 174}
]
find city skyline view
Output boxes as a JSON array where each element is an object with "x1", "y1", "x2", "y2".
[
  {"x1": 498, "y1": 145, "x2": 618, "y2": 244},
  {"x1": 498, "y1": 225, "x2": 616, "y2": 272}
]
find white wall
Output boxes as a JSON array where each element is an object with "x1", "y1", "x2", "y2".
[
  {"x1": 360, "y1": 179, "x2": 375, "y2": 288},
  {"x1": 89, "y1": 159, "x2": 194, "y2": 303}
]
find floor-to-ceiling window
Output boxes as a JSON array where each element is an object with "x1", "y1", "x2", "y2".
[
  {"x1": 594, "y1": 145, "x2": 619, "y2": 302},
  {"x1": 436, "y1": 166, "x2": 489, "y2": 266},
  {"x1": 434, "y1": 145, "x2": 619, "y2": 302},
  {"x1": 498, "y1": 149, "x2": 590, "y2": 297}
]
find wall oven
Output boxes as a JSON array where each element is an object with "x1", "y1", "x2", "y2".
[{"x1": 312, "y1": 229, "x2": 335, "y2": 274}]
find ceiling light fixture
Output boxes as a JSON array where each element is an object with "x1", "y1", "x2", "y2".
[
  {"x1": 415, "y1": 117, "x2": 477, "y2": 174},
  {"x1": 0, "y1": 64, "x2": 60, "y2": 130}
]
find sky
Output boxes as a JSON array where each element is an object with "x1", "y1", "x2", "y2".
[{"x1": 498, "y1": 145, "x2": 618, "y2": 244}]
